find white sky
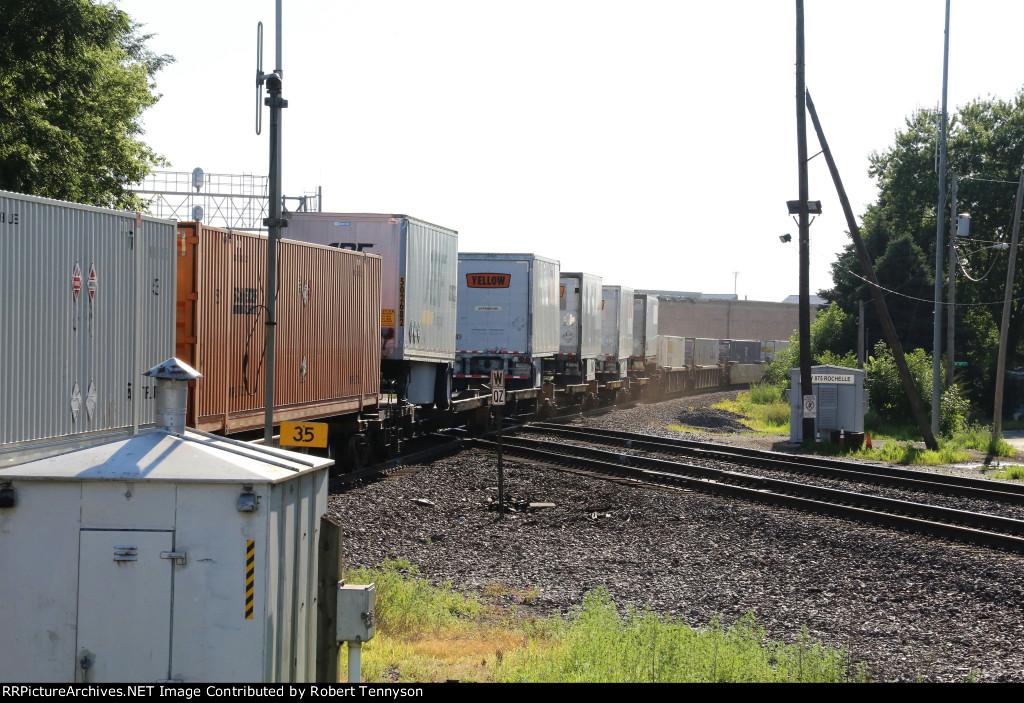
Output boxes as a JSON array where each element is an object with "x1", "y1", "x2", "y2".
[{"x1": 115, "y1": 0, "x2": 1024, "y2": 303}]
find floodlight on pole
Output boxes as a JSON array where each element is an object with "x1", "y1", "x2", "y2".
[{"x1": 786, "y1": 200, "x2": 822, "y2": 215}]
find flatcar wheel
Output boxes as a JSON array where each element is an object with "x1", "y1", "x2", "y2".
[{"x1": 343, "y1": 435, "x2": 371, "y2": 472}]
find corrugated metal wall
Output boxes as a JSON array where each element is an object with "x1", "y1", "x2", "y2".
[
  {"x1": 178, "y1": 224, "x2": 381, "y2": 433},
  {"x1": 404, "y1": 218, "x2": 458, "y2": 362},
  {"x1": 658, "y1": 335, "x2": 687, "y2": 368},
  {"x1": 600, "y1": 286, "x2": 634, "y2": 359},
  {"x1": 0, "y1": 191, "x2": 176, "y2": 452},
  {"x1": 284, "y1": 212, "x2": 458, "y2": 364}
]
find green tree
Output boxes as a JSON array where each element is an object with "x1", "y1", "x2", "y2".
[
  {"x1": 763, "y1": 303, "x2": 857, "y2": 386},
  {"x1": 863, "y1": 341, "x2": 969, "y2": 434},
  {"x1": 0, "y1": 0, "x2": 172, "y2": 209},
  {"x1": 821, "y1": 92, "x2": 1024, "y2": 411}
]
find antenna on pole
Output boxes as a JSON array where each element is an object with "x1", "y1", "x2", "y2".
[
  {"x1": 255, "y1": 2, "x2": 288, "y2": 446},
  {"x1": 255, "y1": 22, "x2": 264, "y2": 135}
]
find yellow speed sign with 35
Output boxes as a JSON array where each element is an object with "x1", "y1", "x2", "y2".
[{"x1": 280, "y1": 421, "x2": 328, "y2": 448}]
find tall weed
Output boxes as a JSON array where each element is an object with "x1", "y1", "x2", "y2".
[
  {"x1": 346, "y1": 559, "x2": 481, "y2": 637},
  {"x1": 946, "y1": 423, "x2": 1016, "y2": 457},
  {"x1": 495, "y1": 589, "x2": 852, "y2": 683}
]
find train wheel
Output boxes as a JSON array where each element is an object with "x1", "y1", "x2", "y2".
[{"x1": 344, "y1": 435, "x2": 371, "y2": 471}]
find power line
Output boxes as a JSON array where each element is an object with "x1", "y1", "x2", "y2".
[{"x1": 843, "y1": 267, "x2": 1024, "y2": 306}]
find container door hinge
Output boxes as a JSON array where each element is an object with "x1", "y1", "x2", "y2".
[{"x1": 160, "y1": 551, "x2": 187, "y2": 566}]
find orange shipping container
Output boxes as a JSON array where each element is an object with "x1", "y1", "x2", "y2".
[{"x1": 176, "y1": 223, "x2": 381, "y2": 433}]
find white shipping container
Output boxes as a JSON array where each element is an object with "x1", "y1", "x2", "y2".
[
  {"x1": 284, "y1": 212, "x2": 458, "y2": 364},
  {"x1": 658, "y1": 335, "x2": 687, "y2": 368},
  {"x1": 685, "y1": 337, "x2": 721, "y2": 367},
  {"x1": 0, "y1": 191, "x2": 176, "y2": 466},
  {"x1": 0, "y1": 428, "x2": 331, "y2": 682},
  {"x1": 632, "y1": 294, "x2": 659, "y2": 360},
  {"x1": 559, "y1": 272, "x2": 603, "y2": 360},
  {"x1": 455, "y1": 253, "x2": 560, "y2": 386},
  {"x1": 600, "y1": 285, "x2": 634, "y2": 360}
]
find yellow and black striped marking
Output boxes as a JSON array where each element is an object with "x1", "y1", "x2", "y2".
[{"x1": 245, "y1": 540, "x2": 255, "y2": 620}]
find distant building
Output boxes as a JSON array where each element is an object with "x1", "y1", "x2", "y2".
[
  {"x1": 656, "y1": 296, "x2": 821, "y2": 342},
  {"x1": 782, "y1": 294, "x2": 828, "y2": 306}
]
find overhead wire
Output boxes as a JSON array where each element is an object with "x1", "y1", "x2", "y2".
[{"x1": 843, "y1": 268, "x2": 1024, "y2": 307}]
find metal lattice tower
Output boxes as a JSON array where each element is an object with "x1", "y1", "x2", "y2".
[{"x1": 131, "y1": 169, "x2": 320, "y2": 230}]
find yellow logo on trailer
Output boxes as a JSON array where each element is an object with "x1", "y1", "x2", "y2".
[{"x1": 280, "y1": 421, "x2": 328, "y2": 448}]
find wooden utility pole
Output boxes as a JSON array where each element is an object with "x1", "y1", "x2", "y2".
[
  {"x1": 931, "y1": 0, "x2": 951, "y2": 438},
  {"x1": 795, "y1": 0, "x2": 815, "y2": 444},
  {"x1": 993, "y1": 164, "x2": 1024, "y2": 440},
  {"x1": 946, "y1": 174, "x2": 958, "y2": 384},
  {"x1": 805, "y1": 90, "x2": 938, "y2": 450}
]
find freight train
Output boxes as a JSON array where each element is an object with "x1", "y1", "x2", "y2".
[{"x1": 0, "y1": 192, "x2": 782, "y2": 471}]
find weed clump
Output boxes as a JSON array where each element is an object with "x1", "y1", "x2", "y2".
[{"x1": 494, "y1": 589, "x2": 856, "y2": 683}]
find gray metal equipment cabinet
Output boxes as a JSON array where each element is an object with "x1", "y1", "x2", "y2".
[
  {"x1": 0, "y1": 430, "x2": 332, "y2": 683},
  {"x1": 789, "y1": 365, "x2": 868, "y2": 443}
]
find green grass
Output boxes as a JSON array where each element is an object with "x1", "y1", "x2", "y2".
[
  {"x1": 990, "y1": 465, "x2": 1024, "y2": 480},
  {"x1": 708, "y1": 386, "x2": 1020, "y2": 465},
  {"x1": 346, "y1": 559, "x2": 482, "y2": 638},
  {"x1": 495, "y1": 590, "x2": 858, "y2": 683},
  {"x1": 346, "y1": 562, "x2": 862, "y2": 683},
  {"x1": 667, "y1": 423, "x2": 727, "y2": 435},
  {"x1": 946, "y1": 424, "x2": 1017, "y2": 457},
  {"x1": 747, "y1": 382, "x2": 785, "y2": 405},
  {"x1": 713, "y1": 384, "x2": 790, "y2": 434}
]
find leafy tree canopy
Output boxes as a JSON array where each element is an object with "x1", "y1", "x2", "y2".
[
  {"x1": 820, "y1": 91, "x2": 1024, "y2": 406},
  {"x1": 763, "y1": 302, "x2": 857, "y2": 386},
  {"x1": 0, "y1": 0, "x2": 172, "y2": 209}
]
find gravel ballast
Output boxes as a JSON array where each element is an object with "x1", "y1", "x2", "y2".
[{"x1": 328, "y1": 392, "x2": 1024, "y2": 682}]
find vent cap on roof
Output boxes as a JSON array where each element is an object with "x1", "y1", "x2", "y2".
[
  {"x1": 144, "y1": 358, "x2": 203, "y2": 381},
  {"x1": 144, "y1": 358, "x2": 202, "y2": 433}
]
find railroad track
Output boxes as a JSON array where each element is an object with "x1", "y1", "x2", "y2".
[
  {"x1": 464, "y1": 430, "x2": 1024, "y2": 554},
  {"x1": 522, "y1": 422, "x2": 1024, "y2": 506}
]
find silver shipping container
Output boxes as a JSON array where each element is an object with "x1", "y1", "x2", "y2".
[
  {"x1": 455, "y1": 253, "x2": 560, "y2": 388},
  {"x1": 600, "y1": 285, "x2": 634, "y2": 361},
  {"x1": 0, "y1": 191, "x2": 176, "y2": 466},
  {"x1": 658, "y1": 335, "x2": 687, "y2": 369},
  {"x1": 632, "y1": 294, "x2": 659, "y2": 360},
  {"x1": 685, "y1": 337, "x2": 721, "y2": 367},
  {"x1": 559, "y1": 272, "x2": 603, "y2": 360},
  {"x1": 284, "y1": 212, "x2": 457, "y2": 405}
]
